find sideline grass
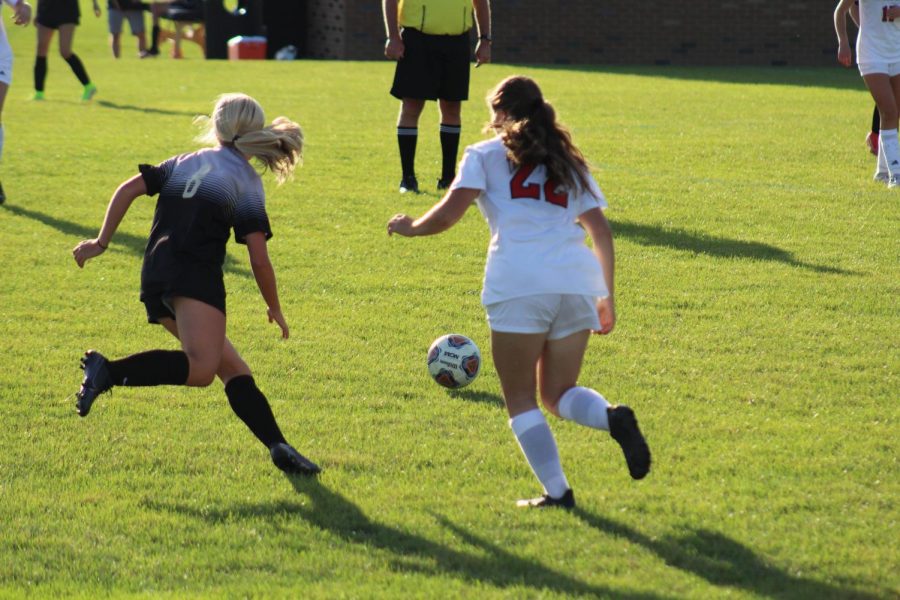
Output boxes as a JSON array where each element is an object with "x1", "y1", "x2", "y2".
[{"x1": 0, "y1": 14, "x2": 897, "y2": 599}]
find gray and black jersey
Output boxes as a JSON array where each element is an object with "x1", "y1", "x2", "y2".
[{"x1": 137, "y1": 146, "x2": 271, "y2": 313}]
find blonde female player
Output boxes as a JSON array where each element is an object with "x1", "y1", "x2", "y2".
[
  {"x1": 836, "y1": 0, "x2": 900, "y2": 185},
  {"x1": 72, "y1": 93, "x2": 320, "y2": 476},
  {"x1": 387, "y1": 76, "x2": 651, "y2": 508}
]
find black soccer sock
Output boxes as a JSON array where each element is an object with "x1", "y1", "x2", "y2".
[
  {"x1": 150, "y1": 24, "x2": 160, "y2": 53},
  {"x1": 34, "y1": 56, "x2": 47, "y2": 92},
  {"x1": 397, "y1": 127, "x2": 418, "y2": 179},
  {"x1": 64, "y1": 53, "x2": 90, "y2": 86},
  {"x1": 439, "y1": 123, "x2": 461, "y2": 182},
  {"x1": 225, "y1": 375, "x2": 288, "y2": 448},
  {"x1": 873, "y1": 105, "x2": 881, "y2": 134},
  {"x1": 106, "y1": 350, "x2": 190, "y2": 387}
]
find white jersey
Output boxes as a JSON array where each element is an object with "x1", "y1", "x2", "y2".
[
  {"x1": 452, "y1": 136, "x2": 609, "y2": 306},
  {"x1": 857, "y1": 0, "x2": 900, "y2": 63}
]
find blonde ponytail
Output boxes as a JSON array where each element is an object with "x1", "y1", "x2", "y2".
[{"x1": 195, "y1": 93, "x2": 304, "y2": 184}]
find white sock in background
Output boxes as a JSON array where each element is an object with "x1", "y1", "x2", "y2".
[
  {"x1": 510, "y1": 408, "x2": 570, "y2": 498},
  {"x1": 879, "y1": 128, "x2": 900, "y2": 176},
  {"x1": 558, "y1": 386, "x2": 610, "y2": 431},
  {"x1": 0, "y1": 125, "x2": 5, "y2": 161}
]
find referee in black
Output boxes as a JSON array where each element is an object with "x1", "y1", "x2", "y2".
[{"x1": 383, "y1": 0, "x2": 492, "y2": 194}]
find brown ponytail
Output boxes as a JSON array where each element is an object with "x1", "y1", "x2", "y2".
[{"x1": 485, "y1": 76, "x2": 594, "y2": 197}]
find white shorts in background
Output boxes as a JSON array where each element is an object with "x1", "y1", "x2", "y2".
[
  {"x1": 485, "y1": 294, "x2": 601, "y2": 340},
  {"x1": 858, "y1": 60, "x2": 900, "y2": 77}
]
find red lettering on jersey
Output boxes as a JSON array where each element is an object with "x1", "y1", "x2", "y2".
[
  {"x1": 544, "y1": 181, "x2": 568, "y2": 207},
  {"x1": 509, "y1": 164, "x2": 569, "y2": 208},
  {"x1": 510, "y1": 164, "x2": 541, "y2": 200}
]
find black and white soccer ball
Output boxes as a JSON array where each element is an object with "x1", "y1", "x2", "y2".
[{"x1": 427, "y1": 334, "x2": 481, "y2": 389}]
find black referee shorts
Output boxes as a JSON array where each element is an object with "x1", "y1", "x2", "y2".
[
  {"x1": 390, "y1": 28, "x2": 471, "y2": 102},
  {"x1": 36, "y1": 0, "x2": 80, "y2": 28}
]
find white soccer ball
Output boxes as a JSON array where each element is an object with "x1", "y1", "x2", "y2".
[{"x1": 427, "y1": 334, "x2": 481, "y2": 389}]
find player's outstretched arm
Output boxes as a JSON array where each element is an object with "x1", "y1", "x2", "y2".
[
  {"x1": 72, "y1": 174, "x2": 146, "y2": 268},
  {"x1": 387, "y1": 188, "x2": 478, "y2": 237},
  {"x1": 245, "y1": 232, "x2": 289, "y2": 339}
]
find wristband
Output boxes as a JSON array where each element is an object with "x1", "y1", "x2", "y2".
[{"x1": 479, "y1": 35, "x2": 492, "y2": 42}]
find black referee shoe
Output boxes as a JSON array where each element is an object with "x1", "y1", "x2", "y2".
[
  {"x1": 516, "y1": 488, "x2": 575, "y2": 509},
  {"x1": 76, "y1": 350, "x2": 113, "y2": 417},
  {"x1": 608, "y1": 405, "x2": 651, "y2": 480},
  {"x1": 270, "y1": 443, "x2": 321, "y2": 476},
  {"x1": 436, "y1": 177, "x2": 452, "y2": 191},
  {"x1": 399, "y1": 175, "x2": 419, "y2": 194}
]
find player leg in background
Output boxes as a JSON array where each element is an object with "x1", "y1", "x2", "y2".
[
  {"x1": 437, "y1": 99, "x2": 461, "y2": 190},
  {"x1": 0, "y1": 80, "x2": 7, "y2": 204},
  {"x1": 863, "y1": 72, "x2": 900, "y2": 187},
  {"x1": 397, "y1": 97, "x2": 424, "y2": 193},
  {"x1": 867, "y1": 104, "x2": 880, "y2": 156},
  {"x1": 57, "y1": 23, "x2": 96, "y2": 101},
  {"x1": 145, "y1": 2, "x2": 168, "y2": 57},
  {"x1": 538, "y1": 329, "x2": 651, "y2": 481},
  {"x1": 491, "y1": 330, "x2": 574, "y2": 508},
  {"x1": 33, "y1": 24, "x2": 54, "y2": 100},
  {"x1": 109, "y1": 9, "x2": 122, "y2": 58}
]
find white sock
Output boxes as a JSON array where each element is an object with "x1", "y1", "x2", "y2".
[
  {"x1": 880, "y1": 128, "x2": 900, "y2": 176},
  {"x1": 0, "y1": 125, "x2": 5, "y2": 162},
  {"x1": 877, "y1": 134, "x2": 888, "y2": 176},
  {"x1": 558, "y1": 386, "x2": 610, "y2": 431},
  {"x1": 509, "y1": 408, "x2": 569, "y2": 498}
]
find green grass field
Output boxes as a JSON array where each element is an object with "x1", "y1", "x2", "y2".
[{"x1": 0, "y1": 12, "x2": 897, "y2": 599}]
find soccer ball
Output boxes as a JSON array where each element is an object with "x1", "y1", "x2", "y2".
[{"x1": 427, "y1": 334, "x2": 481, "y2": 389}]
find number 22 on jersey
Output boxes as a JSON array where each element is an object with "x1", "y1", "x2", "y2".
[{"x1": 509, "y1": 164, "x2": 568, "y2": 208}]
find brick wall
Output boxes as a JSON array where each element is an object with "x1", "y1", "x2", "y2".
[{"x1": 306, "y1": 0, "x2": 850, "y2": 67}]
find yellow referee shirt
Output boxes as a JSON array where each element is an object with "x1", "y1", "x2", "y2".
[{"x1": 399, "y1": 0, "x2": 474, "y2": 36}]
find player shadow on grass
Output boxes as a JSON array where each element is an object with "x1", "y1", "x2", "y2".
[
  {"x1": 147, "y1": 478, "x2": 663, "y2": 599},
  {"x1": 610, "y1": 219, "x2": 857, "y2": 275},
  {"x1": 1, "y1": 203, "x2": 251, "y2": 278},
  {"x1": 97, "y1": 100, "x2": 201, "y2": 117},
  {"x1": 572, "y1": 508, "x2": 884, "y2": 599}
]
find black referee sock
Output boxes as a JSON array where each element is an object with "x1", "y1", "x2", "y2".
[
  {"x1": 873, "y1": 105, "x2": 881, "y2": 134},
  {"x1": 34, "y1": 56, "x2": 47, "y2": 92},
  {"x1": 64, "y1": 53, "x2": 91, "y2": 86},
  {"x1": 225, "y1": 375, "x2": 288, "y2": 449},
  {"x1": 106, "y1": 350, "x2": 190, "y2": 387},
  {"x1": 397, "y1": 127, "x2": 418, "y2": 179},
  {"x1": 439, "y1": 123, "x2": 461, "y2": 182},
  {"x1": 150, "y1": 24, "x2": 161, "y2": 53}
]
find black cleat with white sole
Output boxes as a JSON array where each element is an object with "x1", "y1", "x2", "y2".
[
  {"x1": 270, "y1": 443, "x2": 321, "y2": 476},
  {"x1": 76, "y1": 350, "x2": 113, "y2": 417},
  {"x1": 516, "y1": 488, "x2": 575, "y2": 509},
  {"x1": 608, "y1": 405, "x2": 651, "y2": 479}
]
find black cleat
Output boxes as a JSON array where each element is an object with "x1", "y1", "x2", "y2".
[
  {"x1": 608, "y1": 405, "x2": 651, "y2": 480},
  {"x1": 517, "y1": 488, "x2": 575, "y2": 509},
  {"x1": 0, "y1": 181, "x2": 5, "y2": 204},
  {"x1": 436, "y1": 177, "x2": 452, "y2": 191},
  {"x1": 399, "y1": 175, "x2": 419, "y2": 194},
  {"x1": 270, "y1": 443, "x2": 321, "y2": 476},
  {"x1": 76, "y1": 350, "x2": 113, "y2": 417}
]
